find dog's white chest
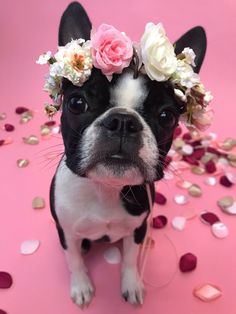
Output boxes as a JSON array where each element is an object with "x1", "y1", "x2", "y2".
[{"x1": 54, "y1": 160, "x2": 146, "y2": 242}]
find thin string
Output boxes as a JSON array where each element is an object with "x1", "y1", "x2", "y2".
[{"x1": 139, "y1": 184, "x2": 179, "y2": 289}]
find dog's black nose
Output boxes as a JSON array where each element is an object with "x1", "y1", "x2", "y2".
[{"x1": 102, "y1": 113, "x2": 143, "y2": 135}]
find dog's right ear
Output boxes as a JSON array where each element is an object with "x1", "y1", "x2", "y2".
[{"x1": 58, "y1": 2, "x2": 92, "y2": 46}]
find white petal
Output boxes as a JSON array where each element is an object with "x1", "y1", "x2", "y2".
[
  {"x1": 103, "y1": 247, "x2": 121, "y2": 264},
  {"x1": 20, "y1": 240, "x2": 40, "y2": 255}
]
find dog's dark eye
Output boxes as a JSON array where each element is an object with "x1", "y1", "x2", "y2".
[
  {"x1": 159, "y1": 110, "x2": 176, "y2": 128},
  {"x1": 68, "y1": 97, "x2": 88, "y2": 114}
]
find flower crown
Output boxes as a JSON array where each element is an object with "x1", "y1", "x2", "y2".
[{"x1": 37, "y1": 22, "x2": 213, "y2": 130}]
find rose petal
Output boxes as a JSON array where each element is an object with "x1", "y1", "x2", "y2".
[
  {"x1": 173, "y1": 126, "x2": 182, "y2": 139},
  {"x1": 172, "y1": 216, "x2": 186, "y2": 231},
  {"x1": 103, "y1": 247, "x2": 121, "y2": 264},
  {"x1": 176, "y1": 180, "x2": 192, "y2": 189},
  {"x1": 32, "y1": 197, "x2": 45, "y2": 209},
  {"x1": 191, "y1": 166, "x2": 206, "y2": 175},
  {"x1": 174, "y1": 195, "x2": 189, "y2": 205},
  {"x1": 188, "y1": 184, "x2": 202, "y2": 197},
  {"x1": 191, "y1": 148, "x2": 205, "y2": 160},
  {"x1": 44, "y1": 120, "x2": 56, "y2": 127},
  {"x1": 211, "y1": 222, "x2": 229, "y2": 239},
  {"x1": 217, "y1": 196, "x2": 234, "y2": 210},
  {"x1": 182, "y1": 132, "x2": 192, "y2": 141},
  {"x1": 152, "y1": 215, "x2": 168, "y2": 229},
  {"x1": 0, "y1": 272, "x2": 13, "y2": 289},
  {"x1": 182, "y1": 144, "x2": 194, "y2": 155},
  {"x1": 4, "y1": 124, "x2": 15, "y2": 132},
  {"x1": 20, "y1": 240, "x2": 40, "y2": 255},
  {"x1": 204, "y1": 177, "x2": 217, "y2": 186},
  {"x1": 179, "y1": 253, "x2": 197, "y2": 272},
  {"x1": 219, "y1": 175, "x2": 233, "y2": 187},
  {"x1": 200, "y1": 212, "x2": 220, "y2": 225},
  {"x1": 205, "y1": 159, "x2": 217, "y2": 173},
  {"x1": 15, "y1": 107, "x2": 29, "y2": 114},
  {"x1": 193, "y1": 283, "x2": 222, "y2": 301},
  {"x1": 225, "y1": 173, "x2": 236, "y2": 184},
  {"x1": 155, "y1": 192, "x2": 167, "y2": 205},
  {"x1": 0, "y1": 309, "x2": 7, "y2": 314}
]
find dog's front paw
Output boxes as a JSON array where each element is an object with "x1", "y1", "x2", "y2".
[
  {"x1": 70, "y1": 272, "x2": 94, "y2": 308},
  {"x1": 121, "y1": 269, "x2": 145, "y2": 305}
]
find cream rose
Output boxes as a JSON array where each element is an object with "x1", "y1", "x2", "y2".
[{"x1": 140, "y1": 23, "x2": 177, "y2": 81}]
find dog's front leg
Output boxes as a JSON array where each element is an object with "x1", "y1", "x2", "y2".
[
  {"x1": 65, "y1": 236, "x2": 94, "y2": 308},
  {"x1": 121, "y1": 235, "x2": 145, "y2": 305}
]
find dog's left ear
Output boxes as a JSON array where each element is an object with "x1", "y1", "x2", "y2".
[
  {"x1": 58, "y1": 2, "x2": 92, "y2": 46},
  {"x1": 174, "y1": 26, "x2": 207, "y2": 73}
]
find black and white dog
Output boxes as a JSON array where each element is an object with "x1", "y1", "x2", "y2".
[{"x1": 50, "y1": 1, "x2": 206, "y2": 308}]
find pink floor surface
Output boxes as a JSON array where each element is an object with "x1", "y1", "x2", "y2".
[{"x1": 1, "y1": 0, "x2": 236, "y2": 313}]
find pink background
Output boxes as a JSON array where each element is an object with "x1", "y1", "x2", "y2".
[{"x1": 0, "y1": 0, "x2": 236, "y2": 314}]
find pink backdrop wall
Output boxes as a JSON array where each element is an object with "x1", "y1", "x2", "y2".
[
  {"x1": 0, "y1": 0, "x2": 235, "y2": 135},
  {"x1": 0, "y1": 1, "x2": 236, "y2": 314}
]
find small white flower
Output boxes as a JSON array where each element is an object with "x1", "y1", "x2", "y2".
[
  {"x1": 140, "y1": 23, "x2": 177, "y2": 81},
  {"x1": 36, "y1": 51, "x2": 52, "y2": 64},
  {"x1": 43, "y1": 74, "x2": 61, "y2": 98},
  {"x1": 182, "y1": 47, "x2": 196, "y2": 67},
  {"x1": 173, "y1": 59, "x2": 200, "y2": 88},
  {"x1": 204, "y1": 91, "x2": 213, "y2": 105}
]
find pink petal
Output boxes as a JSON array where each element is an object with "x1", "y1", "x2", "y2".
[
  {"x1": 200, "y1": 212, "x2": 220, "y2": 225},
  {"x1": 193, "y1": 283, "x2": 222, "y2": 301},
  {"x1": 103, "y1": 247, "x2": 121, "y2": 264},
  {"x1": 211, "y1": 222, "x2": 229, "y2": 239},
  {"x1": 172, "y1": 216, "x2": 186, "y2": 231},
  {"x1": 20, "y1": 240, "x2": 40, "y2": 255},
  {"x1": 152, "y1": 215, "x2": 168, "y2": 229},
  {"x1": 155, "y1": 192, "x2": 167, "y2": 205},
  {"x1": 174, "y1": 195, "x2": 189, "y2": 205},
  {"x1": 0, "y1": 272, "x2": 13, "y2": 289},
  {"x1": 179, "y1": 253, "x2": 197, "y2": 272}
]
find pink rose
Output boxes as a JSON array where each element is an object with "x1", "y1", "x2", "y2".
[{"x1": 91, "y1": 24, "x2": 133, "y2": 76}]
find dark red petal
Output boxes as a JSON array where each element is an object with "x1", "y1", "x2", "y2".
[
  {"x1": 192, "y1": 148, "x2": 205, "y2": 160},
  {"x1": 205, "y1": 160, "x2": 217, "y2": 173},
  {"x1": 0, "y1": 140, "x2": 4, "y2": 146},
  {"x1": 155, "y1": 192, "x2": 167, "y2": 205},
  {"x1": 220, "y1": 175, "x2": 233, "y2": 187},
  {"x1": 164, "y1": 156, "x2": 172, "y2": 169},
  {"x1": 200, "y1": 212, "x2": 220, "y2": 225},
  {"x1": 173, "y1": 126, "x2": 182, "y2": 139},
  {"x1": 182, "y1": 132, "x2": 192, "y2": 141},
  {"x1": 4, "y1": 124, "x2": 15, "y2": 132},
  {"x1": 182, "y1": 156, "x2": 199, "y2": 166},
  {"x1": 0, "y1": 272, "x2": 13, "y2": 289},
  {"x1": 152, "y1": 215, "x2": 168, "y2": 229},
  {"x1": 207, "y1": 147, "x2": 221, "y2": 156},
  {"x1": 44, "y1": 120, "x2": 56, "y2": 127},
  {"x1": 15, "y1": 107, "x2": 29, "y2": 114},
  {"x1": 191, "y1": 140, "x2": 202, "y2": 147},
  {"x1": 179, "y1": 253, "x2": 197, "y2": 272},
  {"x1": 0, "y1": 310, "x2": 7, "y2": 314}
]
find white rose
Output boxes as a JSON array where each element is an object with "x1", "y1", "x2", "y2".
[{"x1": 140, "y1": 23, "x2": 177, "y2": 81}]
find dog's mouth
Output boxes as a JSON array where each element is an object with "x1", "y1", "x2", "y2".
[{"x1": 82, "y1": 152, "x2": 147, "y2": 186}]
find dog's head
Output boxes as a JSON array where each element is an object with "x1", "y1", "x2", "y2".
[{"x1": 58, "y1": 2, "x2": 207, "y2": 187}]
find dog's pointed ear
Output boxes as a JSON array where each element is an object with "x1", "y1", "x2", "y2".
[
  {"x1": 58, "y1": 2, "x2": 92, "y2": 46},
  {"x1": 174, "y1": 26, "x2": 207, "y2": 73}
]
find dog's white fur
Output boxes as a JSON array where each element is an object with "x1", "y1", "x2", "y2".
[
  {"x1": 55, "y1": 157, "x2": 147, "y2": 306},
  {"x1": 110, "y1": 72, "x2": 148, "y2": 109}
]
